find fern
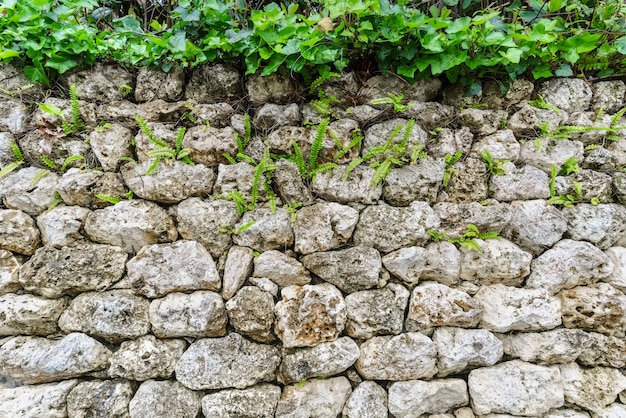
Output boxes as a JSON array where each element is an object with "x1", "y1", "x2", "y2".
[
  {"x1": 175, "y1": 127, "x2": 186, "y2": 153},
  {"x1": 96, "y1": 194, "x2": 122, "y2": 204},
  {"x1": 308, "y1": 71, "x2": 340, "y2": 94},
  {"x1": 30, "y1": 169, "x2": 50, "y2": 186},
  {"x1": 48, "y1": 192, "x2": 63, "y2": 210},
  {"x1": 60, "y1": 155, "x2": 85, "y2": 172},
  {"x1": 0, "y1": 161, "x2": 22, "y2": 179},
  {"x1": 266, "y1": 187, "x2": 277, "y2": 213},
  {"x1": 370, "y1": 157, "x2": 393, "y2": 186},
  {"x1": 9, "y1": 142, "x2": 23, "y2": 161},
  {"x1": 145, "y1": 158, "x2": 160, "y2": 175},
  {"x1": 135, "y1": 115, "x2": 166, "y2": 147},
  {"x1": 235, "y1": 221, "x2": 256, "y2": 234},
  {"x1": 410, "y1": 145, "x2": 428, "y2": 164},
  {"x1": 250, "y1": 150, "x2": 268, "y2": 209},
  {"x1": 223, "y1": 153, "x2": 237, "y2": 164},
  {"x1": 226, "y1": 190, "x2": 248, "y2": 215},
  {"x1": 343, "y1": 157, "x2": 364, "y2": 179},
  {"x1": 310, "y1": 161, "x2": 337, "y2": 181},
  {"x1": 40, "y1": 156, "x2": 57, "y2": 170},
  {"x1": 119, "y1": 156, "x2": 137, "y2": 164},
  {"x1": 292, "y1": 140, "x2": 307, "y2": 178},
  {"x1": 234, "y1": 113, "x2": 252, "y2": 154},
  {"x1": 443, "y1": 151, "x2": 462, "y2": 187},
  {"x1": 69, "y1": 83, "x2": 84, "y2": 133},
  {"x1": 549, "y1": 163, "x2": 558, "y2": 198},
  {"x1": 309, "y1": 118, "x2": 329, "y2": 172}
]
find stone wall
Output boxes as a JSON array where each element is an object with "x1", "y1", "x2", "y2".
[{"x1": 1, "y1": 62, "x2": 626, "y2": 417}]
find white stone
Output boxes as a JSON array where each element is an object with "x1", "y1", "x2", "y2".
[
  {"x1": 253, "y1": 250, "x2": 311, "y2": 287},
  {"x1": 604, "y1": 246, "x2": 626, "y2": 292},
  {"x1": 293, "y1": 202, "x2": 359, "y2": 255},
  {"x1": 459, "y1": 238, "x2": 532, "y2": 286},
  {"x1": 202, "y1": 384, "x2": 281, "y2": 418},
  {"x1": 342, "y1": 381, "x2": 387, "y2": 418},
  {"x1": 222, "y1": 245, "x2": 254, "y2": 300},
  {"x1": 67, "y1": 379, "x2": 134, "y2": 418},
  {"x1": 433, "y1": 327, "x2": 503, "y2": 376},
  {"x1": 0, "y1": 379, "x2": 79, "y2": 418},
  {"x1": 345, "y1": 284, "x2": 409, "y2": 339},
  {"x1": 382, "y1": 246, "x2": 426, "y2": 286},
  {"x1": 275, "y1": 376, "x2": 352, "y2": 418},
  {"x1": 0, "y1": 293, "x2": 67, "y2": 336},
  {"x1": 129, "y1": 380, "x2": 201, "y2": 418},
  {"x1": 388, "y1": 379, "x2": 468, "y2": 418},
  {"x1": 559, "y1": 362, "x2": 626, "y2": 413},
  {"x1": 108, "y1": 335, "x2": 186, "y2": 381},
  {"x1": 497, "y1": 329, "x2": 591, "y2": 365},
  {"x1": 0, "y1": 250, "x2": 19, "y2": 294},
  {"x1": 36, "y1": 205, "x2": 90, "y2": 248}
]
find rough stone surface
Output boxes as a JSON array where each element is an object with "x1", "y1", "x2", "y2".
[
  {"x1": 253, "y1": 250, "x2": 310, "y2": 287},
  {"x1": 441, "y1": 158, "x2": 489, "y2": 203},
  {"x1": 301, "y1": 246, "x2": 381, "y2": 293},
  {"x1": 135, "y1": 66, "x2": 185, "y2": 102},
  {"x1": 182, "y1": 125, "x2": 238, "y2": 166},
  {"x1": 175, "y1": 333, "x2": 280, "y2": 390},
  {"x1": 59, "y1": 290, "x2": 151, "y2": 342},
  {"x1": 433, "y1": 327, "x2": 503, "y2": 376},
  {"x1": 127, "y1": 240, "x2": 220, "y2": 298},
  {"x1": 355, "y1": 332, "x2": 437, "y2": 380},
  {"x1": 460, "y1": 109, "x2": 508, "y2": 136},
  {"x1": 226, "y1": 286, "x2": 276, "y2": 342},
  {"x1": 519, "y1": 138, "x2": 584, "y2": 174},
  {"x1": 433, "y1": 201, "x2": 511, "y2": 238},
  {"x1": 555, "y1": 169, "x2": 613, "y2": 204},
  {"x1": 129, "y1": 380, "x2": 201, "y2": 418},
  {"x1": 36, "y1": 205, "x2": 90, "y2": 248},
  {"x1": 578, "y1": 332, "x2": 626, "y2": 368},
  {"x1": 247, "y1": 71, "x2": 297, "y2": 104},
  {"x1": 388, "y1": 379, "x2": 469, "y2": 418},
  {"x1": 604, "y1": 246, "x2": 626, "y2": 292},
  {"x1": 422, "y1": 241, "x2": 462, "y2": 285},
  {"x1": 345, "y1": 284, "x2": 409, "y2": 339},
  {"x1": 468, "y1": 360, "x2": 564, "y2": 416},
  {"x1": 89, "y1": 124, "x2": 134, "y2": 171},
  {"x1": 359, "y1": 76, "x2": 441, "y2": 104},
  {"x1": 592, "y1": 80, "x2": 626, "y2": 113},
  {"x1": 559, "y1": 362, "x2": 626, "y2": 413},
  {"x1": 474, "y1": 284, "x2": 562, "y2": 332},
  {"x1": 57, "y1": 169, "x2": 128, "y2": 210},
  {"x1": 0, "y1": 209, "x2": 40, "y2": 255},
  {"x1": 382, "y1": 158, "x2": 445, "y2": 205},
  {"x1": 459, "y1": 238, "x2": 532, "y2": 287},
  {"x1": 275, "y1": 376, "x2": 352, "y2": 418},
  {"x1": 201, "y1": 384, "x2": 281, "y2": 418},
  {"x1": 363, "y1": 118, "x2": 427, "y2": 160},
  {"x1": 184, "y1": 64, "x2": 240, "y2": 103},
  {"x1": 428, "y1": 127, "x2": 474, "y2": 158},
  {"x1": 233, "y1": 208, "x2": 294, "y2": 252},
  {"x1": 0, "y1": 333, "x2": 111, "y2": 384},
  {"x1": 0, "y1": 250, "x2": 20, "y2": 294},
  {"x1": 0, "y1": 379, "x2": 79, "y2": 418},
  {"x1": 537, "y1": 78, "x2": 593, "y2": 113},
  {"x1": 0, "y1": 293, "x2": 67, "y2": 336},
  {"x1": 222, "y1": 245, "x2": 254, "y2": 300},
  {"x1": 406, "y1": 282, "x2": 482, "y2": 331},
  {"x1": 0, "y1": 167, "x2": 59, "y2": 216},
  {"x1": 149, "y1": 291, "x2": 226, "y2": 338},
  {"x1": 273, "y1": 159, "x2": 315, "y2": 206},
  {"x1": 108, "y1": 335, "x2": 186, "y2": 381},
  {"x1": 471, "y1": 130, "x2": 520, "y2": 161},
  {"x1": 254, "y1": 103, "x2": 301, "y2": 131},
  {"x1": 65, "y1": 64, "x2": 133, "y2": 101},
  {"x1": 293, "y1": 202, "x2": 358, "y2": 255},
  {"x1": 342, "y1": 381, "x2": 387, "y2": 418},
  {"x1": 311, "y1": 165, "x2": 382, "y2": 205},
  {"x1": 274, "y1": 283, "x2": 347, "y2": 348},
  {"x1": 19, "y1": 243, "x2": 127, "y2": 298},
  {"x1": 498, "y1": 329, "x2": 591, "y2": 365},
  {"x1": 562, "y1": 204, "x2": 626, "y2": 249},
  {"x1": 490, "y1": 163, "x2": 551, "y2": 201},
  {"x1": 67, "y1": 379, "x2": 134, "y2": 418},
  {"x1": 382, "y1": 246, "x2": 427, "y2": 286},
  {"x1": 213, "y1": 162, "x2": 266, "y2": 203}
]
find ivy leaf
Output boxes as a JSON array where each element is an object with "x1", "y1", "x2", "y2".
[
  {"x1": 169, "y1": 31, "x2": 186, "y2": 53},
  {"x1": 500, "y1": 47, "x2": 523, "y2": 64},
  {"x1": 0, "y1": 50, "x2": 20, "y2": 59},
  {"x1": 45, "y1": 57, "x2": 78, "y2": 74},
  {"x1": 614, "y1": 36, "x2": 626, "y2": 55},
  {"x1": 554, "y1": 63, "x2": 573, "y2": 77},
  {"x1": 24, "y1": 64, "x2": 50, "y2": 87}
]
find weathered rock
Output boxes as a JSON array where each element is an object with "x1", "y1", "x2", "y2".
[
  {"x1": 129, "y1": 380, "x2": 201, "y2": 418},
  {"x1": 0, "y1": 167, "x2": 59, "y2": 216},
  {"x1": 85, "y1": 200, "x2": 177, "y2": 253},
  {"x1": 526, "y1": 239, "x2": 613, "y2": 294},
  {"x1": 359, "y1": 76, "x2": 441, "y2": 105},
  {"x1": 265, "y1": 125, "x2": 310, "y2": 155},
  {"x1": 175, "y1": 333, "x2": 280, "y2": 390},
  {"x1": 565, "y1": 112, "x2": 613, "y2": 144},
  {"x1": 475, "y1": 284, "x2": 562, "y2": 332},
  {"x1": 519, "y1": 138, "x2": 584, "y2": 174},
  {"x1": 0, "y1": 333, "x2": 111, "y2": 384},
  {"x1": 36, "y1": 205, "x2": 90, "y2": 248},
  {"x1": 135, "y1": 66, "x2": 185, "y2": 102},
  {"x1": 213, "y1": 162, "x2": 267, "y2": 203},
  {"x1": 355, "y1": 332, "x2": 437, "y2": 380},
  {"x1": 274, "y1": 283, "x2": 346, "y2": 348},
  {"x1": 609, "y1": 134, "x2": 626, "y2": 167},
  {"x1": 471, "y1": 130, "x2": 520, "y2": 161},
  {"x1": 133, "y1": 122, "x2": 178, "y2": 162},
  {"x1": 406, "y1": 282, "x2": 482, "y2": 331},
  {"x1": 559, "y1": 362, "x2": 626, "y2": 413},
  {"x1": 489, "y1": 163, "x2": 551, "y2": 201},
  {"x1": 362, "y1": 118, "x2": 427, "y2": 162},
  {"x1": 65, "y1": 64, "x2": 133, "y2": 101},
  {"x1": 538, "y1": 78, "x2": 592, "y2": 113},
  {"x1": 498, "y1": 329, "x2": 591, "y2": 365},
  {"x1": 353, "y1": 201, "x2": 439, "y2": 252},
  {"x1": 433, "y1": 327, "x2": 503, "y2": 376},
  {"x1": 184, "y1": 64, "x2": 241, "y2": 103},
  {"x1": 0, "y1": 250, "x2": 20, "y2": 294},
  {"x1": 222, "y1": 245, "x2": 254, "y2": 300},
  {"x1": 559, "y1": 283, "x2": 626, "y2": 337},
  {"x1": 0, "y1": 97, "x2": 28, "y2": 134},
  {"x1": 592, "y1": 80, "x2": 626, "y2": 113},
  {"x1": 182, "y1": 125, "x2": 238, "y2": 166},
  {"x1": 108, "y1": 335, "x2": 185, "y2": 381},
  {"x1": 149, "y1": 291, "x2": 226, "y2": 338},
  {"x1": 19, "y1": 243, "x2": 127, "y2": 298},
  {"x1": 342, "y1": 381, "x2": 387, "y2": 418},
  {"x1": 578, "y1": 332, "x2": 626, "y2": 368},
  {"x1": 254, "y1": 103, "x2": 301, "y2": 131},
  {"x1": 0, "y1": 293, "x2": 67, "y2": 336},
  {"x1": 127, "y1": 240, "x2": 220, "y2": 298},
  {"x1": 382, "y1": 246, "x2": 426, "y2": 286},
  {"x1": 293, "y1": 202, "x2": 358, "y2": 255},
  {"x1": 57, "y1": 169, "x2": 128, "y2": 210},
  {"x1": 440, "y1": 158, "x2": 489, "y2": 203},
  {"x1": 584, "y1": 146, "x2": 615, "y2": 171},
  {"x1": 460, "y1": 108, "x2": 508, "y2": 136},
  {"x1": 247, "y1": 71, "x2": 297, "y2": 104},
  {"x1": 301, "y1": 246, "x2": 381, "y2": 293},
  {"x1": 275, "y1": 376, "x2": 351, "y2": 418},
  {"x1": 89, "y1": 123, "x2": 134, "y2": 171},
  {"x1": 469, "y1": 360, "x2": 564, "y2": 416},
  {"x1": 592, "y1": 404, "x2": 626, "y2": 418},
  {"x1": 401, "y1": 102, "x2": 456, "y2": 131},
  {"x1": 67, "y1": 379, "x2": 134, "y2": 418},
  {"x1": 604, "y1": 246, "x2": 626, "y2": 292},
  {"x1": 192, "y1": 103, "x2": 235, "y2": 127},
  {"x1": 32, "y1": 97, "x2": 97, "y2": 130},
  {"x1": 0, "y1": 379, "x2": 79, "y2": 418},
  {"x1": 544, "y1": 408, "x2": 591, "y2": 418},
  {"x1": 253, "y1": 250, "x2": 310, "y2": 287},
  {"x1": 422, "y1": 241, "x2": 462, "y2": 285},
  {"x1": 0, "y1": 209, "x2": 40, "y2": 255},
  {"x1": 59, "y1": 290, "x2": 150, "y2": 342},
  {"x1": 345, "y1": 284, "x2": 409, "y2": 339},
  {"x1": 555, "y1": 169, "x2": 613, "y2": 204},
  {"x1": 311, "y1": 165, "x2": 382, "y2": 205},
  {"x1": 202, "y1": 384, "x2": 281, "y2": 418},
  {"x1": 388, "y1": 379, "x2": 469, "y2": 418},
  {"x1": 176, "y1": 198, "x2": 240, "y2": 257},
  {"x1": 433, "y1": 201, "x2": 511, "y2": 238},
  {"x1": 226, "y1": 286, "x2": 276, "y2": 342},
  {"x1": 273, "y1": 159, "x2": 315, "y2": 206},
  {"x1": 249, "y1": 276, "x2": 279, "y2": 297},
  {"x1": 501, "y1": 199, "x2": 568, "y2": 255},
  {"x1": 428, "y1": 127, "x2": 474, "y2": 158},
  {"x1": 562, "y1": 204, "x2": 626, "y2": 250},
  {"x1": 382, "y1": 158, "x2": 445, "y2": 205},
  {"x1": 231, "y1": 207, "x2": 294, "y2": 251},
  {"x1": 459, "y1": 238, "x2": 532, "y2": 286}
]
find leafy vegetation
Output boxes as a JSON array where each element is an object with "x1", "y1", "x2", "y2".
[
  {"x1": 429, "y1": 223, "x2": 501, "y2": 252},
  {"x1": 135, "y1": 115, "x2": 193, "y2": 174}
]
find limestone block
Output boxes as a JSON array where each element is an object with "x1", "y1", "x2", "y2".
[
  {"x1": 433, "y1": 327, "x2": 503, "y2": 376},
  {"x1": 36, "y1": 205, "x2": 90, "y2": 248},
  {"x1": 559, "y1": 362, "x2": 626, "y2": 413},
  {"x1": 498, "y1": 329, "x2": 591, "y2": 365},
  {"x1": 0, "y1": 293, "x2": 67, "y2": 336},
  {"x1": 293, "y1": 202, "x2": 358, "y2": 255},
  {"x1": 67, "y1": 379, "x2": 134, "y2": 418},
  {"x1": 226, "y1": 286, "x2": 276, "y2": 342},
  {"x1": 562, "y1": 204, "x2": 626, "y2": 250},
  {"x1": 233, "y1": 208, "x2": 294, "y2": 252},
  {"x1": 253, "y1": 250, "x2": 310, "y2": 287},
  {"x1": 275, "y1": 377, "x2": 352, "y2": 418},
  {"x1": 459, "y1": 238, "x2": 532, "y2": 286},
  {"x1": 0, "y1": 380, "x2": 79, "y2": 418},
  {"x1": 108, "y1": 335, "x2": 186, "y2": 381},
  {"x1": 388, "y1": 379, "x2": 468, "y2": 418},
  {"x1": 345, "y1": 284, "x2": 409, "y2": 339},
  {"x1": 201, "y1": 384, "x2": 281, "y2": 418},
  {"x1": 129, "y1": 380, "x2": 201, "y2": 418},
  {"x1": 382, "y1": 158, "x2": 445, "y2": 205},
  {"x1": 222, "y1": 245, "x2": 254, "y2": 300},
  {"x1": 342, "y1": 381, "x2": 387, "y2": 418},
  {"x1": 0, "y1": 209, "x2": 40, "y2": 255},
  {"x1": 311, "y1": 165, "x2": 382, "y2": 205}
]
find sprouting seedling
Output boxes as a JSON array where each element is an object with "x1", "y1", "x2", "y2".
[
  {"x1": 479, "y1": 149, "x2": 507, "y2": 176},
  {"x1": 443, "y1": 151, "x2": 463, "y2": 187},
  {"x1": 0, "y1": 142, "x2": 25, "y2": 179},
  {"x1": 371, "y1": 92, "x2": 415, "y2": 112},
  {"x1": 449, "y1": 224, "x2": 500, "y2": 252}
]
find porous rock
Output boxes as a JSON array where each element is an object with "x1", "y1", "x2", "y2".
[
  {"x1": 129, "y1": 380, "x2": 201, "y2": 418},
  {"x1": 471, "y1": 129, "x2": 520, "y2": 161},
  {"x1": 233, "y1": 207, "x2": 293, "y2": 251},
  {"x1": 382, "y1": 246, "x2": 426, "y2": 286},
  {"x1": 498, "y1": 329, "x2": 591, "y2": 365},
  {"x1": 362, "y1": 118, "x2": 427, "y2": 162},
  {"x1": 433, "y1": 200, "x2": 511, "y2": 238},
  {"x1": 0, "y1": 333, "x2": 111, "y2": 384},
  {"x1": 149, "y1": 291, "x2": 226, "y2": 338},
  {"x1": 273, "y1": 159, "x2": 314, "y2": 206},
  {"x1": 433, "y1": 327, "x2": 503, "y2": 376},
  {"x1": 0, "y1": 293, "x2": 67, "y2": 336},
  {"x1": 0, "y1": 250, "x2": 20, "y2": 294},
  {"x1": 489, "y1": 163, "x2": 551, "y2": 201},
  {"x1": 0, "y1": 167, "x2": 59, "y2": 216},
  {"x1": 388, "y1": 379, "x2": 469, "y2": 418},
  {"x1": 226, "y1": 286, "x2": 276, "y2": 342},
  {"x1": 427, "y1": 127, "x2": 473, "y2": 158},
  {"x1": 554, "y1": 169, "x2": 613, "y2": 204},
  {"x1": 57, "y1": 169, "x2": 128, "y2": 210},
  {"x1": 253, "y1": 250, "x2": 310, "y2": 287},
  {"x1": 182, "y1": 125, "x2": 238, "y2": 166},
  {"x1": 65, "y1": 64, "x2": 133, "y2": 101},
  {"x1": 519, "y1": 138, "x2": 584, "y2": 174},
  {"x1": 359, "y1": 76, "x2": 441, "y2": 104},
  {"x1": 36, "y1": 205, "x2": 90, "y2": 248},
  {"x1": 559, "y1": 362, "x2": 626, "y2": 413},
  {"x1": 459, "y1": 238, "x2": 532, "y2": 286},
  {"x1": 192, "y1": 103, "x2": 234, "y2": 127},
  {"x1": 345, "y1": 284, "x2": 409, "y2": 339},
  {"x1": 88, "y1": 123, "x2": 134, "y2": 171},
  {"x1": 213, "y1": 162, "x2": 266, "y2": 203},
  {"x1": 293, "y1": 202, "x2": 358, "y2": 255},
  {"x1": 222, "y1": 245, "x2": 254, "y2": 300},
  {"x1": 253, "y1": 103, "x2": 301, "y2": 131},
  {"x1": 0, "y1": 209, "x2": 40, "y2": 255},
  {"x1": 537, "y1": 78, "x2": 593, "y2": 113},
  {"x1": 0, "y1": 380, "x2": 79, "y2": 418},
  {"x1": 0, "y1": 97, "x2": 28, "y2": 134},
  {"x1": 578, "y1": 332, "x2": 626, "y2": 368},
  {"x1": 133, "y1": 122, "x2": 178, "y2": 162},
  {"x1": 202, "y1": 384, "x2": 281, "y2": 418},
  {"x1": 135, "y1": 66, "x2": 185, "y2": 102},
  {"x1": 275, "y1": 376, "x2": 352, "y2": 418},
  {"x1": 184, "y1": 64, "x2": 241, "y2": 103},
  {"x1": 592, "y1": 80, "x2": 626, "y2": 113},
  {"x1": 342, "y1": 381, "x2": 387, "y2": 418},
  {"x1": 440, "y1": 158, "x2": 489, "y2": 203},
  {"x1": 247, "y1": 71, "x2": 297, "y2": 104},
  {"x1": 382, "y1": 158, "x2": 445, "y2": 205},
  {"x1": 67, "y1": 379, "x2": 134, "y2": 418},
  {"x1": 311, "y1": 165, "x2": 382, "y2": 205},
  {"x1": 592, "y1": 404, "x2": 626, "y2": 418},
  {"x1": 459, "y1": 108, "x2": 508, "y2": 136},
  {"x1": 175, "y1": 333, "x2": 280, "y2": 390},
  {"x1": 562, "y1": 203, "x2": 626, "y2": 249},
  {"x1": 421, "y1": 241, "x2": 462, "y2": 285},
  {"x1": 604, "y1": 246, "x2": 626, "y2": 292}
]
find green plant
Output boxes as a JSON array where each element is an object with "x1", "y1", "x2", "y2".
[
  {"x1": 0, "y1": 142, "x2": 25, "y2": 179},
  {"x1": 96, "y1": 190, "x2": 133, "y2": 205},
  {"x1": 48, "y1": 192, "x2": 63, "y2": 210},
  {"x1": 528, "y1": 95, "x2": 561, "y2": 114},
  {"x1": 443, "y1": 151, "x2": 463, "y2": 188},
  {"x1": 548, "y1": 161, "x2": 583, "y2": 207},
  {"x1": 371, "y1": 92, "x2": 415, "y2": 113},
  {"x1": 449, "y1": 224, "x2": 501, "y2": 252},
  {"x1": 309, "y1": 72, "x2": 341, "y2": 116},
  {"x1": 479, "y1": 149, "x2": 507, "y2": 176},
  {"x1": 292, "y1": 118, "x2": 337, "y2": 181},
  {"x1": 40, "y1": 154, "x2": 86, "y2": 173},
  {"x1": 64, "y1": 83, "x2": 84, "y2": 135},
  {"x1": 284, "y1": 202, "x2": 302, "y2": 226},
  {"x1": 218, "y1": 221, "x2": 256, "y2": 235},
  {"x1": 135, "y1": 114, "x2": 193, "y2": 174},
  {"x1": 428, "y1": 229, "x2": 448, "y2": 243}
]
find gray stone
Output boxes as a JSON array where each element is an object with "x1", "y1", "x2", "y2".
[
  {"x1": 0, "y1": 250, "x2": 20, "y2": 294},
  {"x1": 490, "y1": 163, "x2": 551, "y2": 201},
  {"x1": 383, "y1": 158, "x2": 445, "y2": 205},
  {"x1": 555, "y1": 169, "x2": 613, "y2": 204},
  {"x1": 459, "y1": 238, "x2": 532, "y2": 286},
  {"x1": 108, "y1": 335, "x2": 186, "y2": 381},
  {"x1": 422, "y1": 241, "x2": 462, "y2": 285},
  {"x1": 278, "y1": 337, "x2": 359, "y2": 384},
  {"x1": 0, "y1": 209, "x2": 40, "y2": 255},
  {"x1": 562, "y1": 204, "x2": 626, "y2": 249},
  {"x1": 388, "y1": 379, "x2": 469, "y2": 418},
  {"x1": 129, "y1": 380, "x2": 201, "y2": 418},
  {"x1": 0, "y1": 167, "x2": 59, "y2": 216},
  {"x1": 401, "y1": 102, "x2": 456, "y2": 132},
  {"x1": 559, "y1": 362, "x2": 626, "y2": 413},
  {"x1": 0, "y1": 293, "x2": 67, "y2": 336},
  {"x1": 175, "y1": 333, "x2": 280, "y2": 390},
  {"x1": 471, "y1": 130, "x2": 520, "y2": 161},
  {"x1": 301, "y1": 246, "x2": 381, "y2": 293},
  {"x1": 214, "y1": 162, "x2": 267, "y2": 203},
  {"x1": 363, "y1": 118, "x2": 427, "y2": 162},
  {"x1": 468, "y1": 360, "x2": 564, "y2": 416},
  {"x1": 0, "y1": 98, "x2": 28, "y2": 134},
  {"x1": 135, "y1": 66, "x2": 185, "y2": 102},
  {"x1": 592, "y1": 404, "x2": 626, "y2": 418},
  {"x1": 382, "y1": 246, "x2": 427, "y2": 286},
  {"x1": 273, "y1": 159, "x2": 315, "y2": 206},
  {"x1": 226, "y1": 286, "x2": 276, "y2": 342},
  {"x1": 311, "y1": 165, "x2": 382, "y2": 205},
  {"x1": 566, "y1": 112, "x2": 614, "y2": 144},
  {"x1": 293, "y1": 202, "x2": 358, "y2": 255},
  {"x1": 247, "y1": 71, "x2": 297, "y2": 104},
  {"x1": 192, "y1": 103, "x2": 234, "y2": 127},
  {"x1": 604, "y1": 246, "x2": 626, "y2": 292},
  {"x1": 433, "y1": 327, "x2": 503, "y2": 376},
  {"x1": 89, "y1": 124, "x2": 134, "y2": 171},
  {"x1": 19, "y1": 243, "x2": 127, "y2": 298},
  {"x1": 85, "y1": 199, "x2": 177, "y2": 253},
  {"x1": 427, "y1": 127, "x2": 474, "y2": 159},
  {"x1": 578, "y1": 332, "x2": 626, "y2": 368},
  {"x1": 559, "y1": 283, "x2": 626, "y2": 337},
  {"x1": 65, "y1": 64, "x2": 133, "y2": 101},
  {"x1": 253, "y1": 250, "x2": 310, "y2": 287},
  {"x1": 222, "y1": 245, "x2": 254, "y2": 300},
  {"x1": 149, "y1": 291, "x2": 226, "y2": 338},
  {"x1": 249, "y1": 277, "x2": 279, "y2": 297},
  {"x1": 36, "y1": 205, "x2": 90, "y2": 248},
  {"x1": 127, "y1": 240, "x2": 220, "y2": 298},
  {"x1": 0, "y1": 333, "x2": 111, "y2": 384},
  {"x1": 475, "y1": 284, "x2": 562, "y2": 332},
  {"x1": 519, "y1": 138, "x2": 584, "y2": 173},
  {"x1": 544, "y1": 408, "x2": 590, "y2": 418},
  {"x1": 176, "y1": 197, "x2": 240, "y2": 257},
  {"x1": 355, "y1": 332, "x2": 437, "y2": 380},
  {"x1": 0, "y1": 132, "x2": 18, "y2": 168},
  {"x1": 133, "y1": 122, "x2": 178, "y2": 163},
  {"x1": 233, "y1": 208, "x2": 294, "y2": 251},
  {"x1": 609, "y1": 133, "x2": 626, "y2": 167},
  {"x1": 57, "y1": 169, "x2": 128, "y2": 210},
  {"x1": 254, "y1": 103, "x2": 301, "y2": 131},
  {"x1": 182, "y1": 125, "x2": 238, "y2": 166},
  {"x1": 501, "y1": 199, "x2": 568, "y2": 255},
  {"x1": 538, "y1": 78, "x2": 593, "y2": 113},
  {"x1": 460, "y1": 109, "x2": 509, "y2": 136},
  {"x1": 615, "y1": 172, "x2": 626, "y2": 204},
  {"x1": 498, "y1": 329, "x2": 591, "y2": 365},
  {"x1": 0, "y1": 379, "x2": 79, "y2": 418},
  {"x1": 202, "y1": 384, "x2": 281, "y2": 418},
  {"x1": 342, "y1": 381, "x2": 387, "y2": 418},
  {"x1": 527, "y1": 239, "x2": 613, "y2": 294},
  {"x1": 406, "y1": 282, "x2": 482, "y2": 331},
  {"x1": 440, "y1": 158, "x2": 489, "y2": 203},
  {"x1": 275, "y1": 283, "x2": 346, "y2": 348},
  {"x1": 353, "y1": 201, "x2": 439, "y2": 252},
  {"x1": 592, "y1": 81, "x2": 625, "y2": 113},
  {"x1": 359, "y1": 76, "x2": 441, "y2": 105},
  {"x1": 184, "y1": 64, "x2": 241, "y2": 103},
  {"x1": 265, "y1": 126, "x2": 310, "y2": 156},
  {"x1": 433, "y1": 201, "x2": 510, "y2": 238},
  {"x1": 67, "y1": 379, "x2": 134, "y2": 418},
  {"x1": 325, "y1": 119, "x2": 361, "y2": 163},
  {"x1": 275, "y1": 376, "x2": 352, "y2": 418},
  {"x1": 584, "y1": 146, "x2": 615, "y2": 171},
  {"x1": 32, "y1": 96, "x2": 97, "y2": 130},
  {"x1": 59, "y1": 290, "x2": 150, "y2": 342},
  {"x1": 345, "y1": 284, "x2": 409, "y2": 339}
]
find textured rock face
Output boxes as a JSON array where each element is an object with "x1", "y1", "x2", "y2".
[
  {"x1": 182, "y1": 125, "x2": 238, "y2": 166},
  {"x1": 562, "y1": 203, "x2": 626, "y2": 249},
  {"x1": 273, "y1": 159, "x2": 314, "y2": 206},
  {"x1": 129, "y1": 380, "x2": 201, "y2": 418},
  {"x1": 202, "y1": 385, "x2": 281, "y2": 418},
  {"x1": 0, "y1": 209, "x2": 40, "y2": 255},
  {"x1": 498, "y1": 329, "x2": 591, "y2": 365},
  {"x1": 175, "y1": 333, "x2": 280, "y2": 390},
  {"x1": 537, "y1": 78, "x2": 592, "y2": 113},
  {"x1": 275, "y1": 376, "x2": 352, "y2": 418},
  {"x1": 605, "y1": 246, "x2": 626, "y2": 292},
  {"x1": 388, "y1": 379, "x2": 469, "y2": 418},
  {"x1": 489, "y1": 164, "x2": 551, "y2": 201},
  {"x1": 226, "y1": 286, "x2": 276, "y2": 342},
  {"x1": 293, "y1": 202, "x2": 358, "y2": 254},
  {"x1": 67, "y1": 379, "x2": 134, "y2": 418},
  {"x1": 213, "y1": 162, "x2": 266, "y2": 203},
  {"x1": 311, "y1": 165, "x2": 383, "y2": 205},
  {"x1": 441, "y1": 158, "x2": 489, "y2": 203},
  {"x1": 89, "y1": 123, "x2": 133, "y2": 171},
  {"x1": 0, "y1": 249, "x2": 20, "y2": 294},
  {"x1": 383, "y1": 158, "x2": 445, "y2": 205},
  {"x1": 233, "y1": 208, "x2": 294, "y2": 252},
  {"x1": 0, "y1": 293, "x2": 67, "y2": 336},
  {"x1": 0, "y1": 167, "x2": 59, "y2": 216},
  {"x1": 253, "y1": 250, "x2": 310, "y2": 287},
  {"x1": 0, "y1": 333, "x2": 111, "y2": 384},
  {"x1": 0, "y1": 380, "x2": 79, "y2": 418},
  {"x1": 109, "y1": 335, "x2": 186, "y2": 381},
  {"x1": 559, "y1": 283, "x2": 626, "y2": 336},
  {"x1": 363, "y1": 118, "x2": 427, "y2": 161},
  {"x1": 459, "y1": 238, "x2": 532, "y2": 286},
  {"x1": 36, "y1": 205, "x2": 90, "y2": 248},
  {"x1": 382, "y1": 246, "x2": 427, "y2": 286},
  {"x1": 222, "y1": 245, "x2": 254, "y2": 300},
  {"x1": 468, "y1": 360, "x2": 564, "y2": 416},
  {"x1": 559, "y1": 362, "x2": 626, "y2": 412},
  {"x1": 433, "y1": 327, "x2": 503, "y2": 376},
  {"x1": 578, "y1": 332, "x2": 626, "y2": 369},
  {"x1": 434, "y1": 201, "x2": 511, "y2": 238},
  {"x1": 342, "y1": 381, "x2": 387, "y2": 418},
  {"x1": 57, "y1": 170, "x2": 128, "y2": 210},
  {"x1": 345, "y1": 284, "x2": 409, "y2": 339}
]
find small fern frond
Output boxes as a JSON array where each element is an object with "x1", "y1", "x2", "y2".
[
  {"x1": 310, "y1": 118, "x2": 329, "y2": 172},
  {"x1": 223, "y1": 153, "x2": 237, "y2": 164},
  {"x1": 95, "y1": 194, "x2": 122, "y2": 204},
  {"x1": 236, "y1": 221, "x2": 256, "y2": 234},
  {"x1": 0, "y1": 161, "x2": 22, "y2": 179},
  {"x1": 61, "y1": 155, "x2": 85, "y2": 172},
  {"x1": 9, "y1": 142, "x2": 23, "y2": 161},
  {"x1": 227, "y1": 190, "x2": 248, "y2": 215},
  {"x1": 48, "y1": 192, "x2": 63, "y2": 210},
  {"x1": 175, "y1": 127, "x2": 186, "y2": 153},
  {"x1": 148, "y1": 147, "x2": 177, "y2": 160},
  {"x1": 251, "y1": 150, "x2": 268, "y2": 208},
  {"x1": 478, "y1": 230, "x2": 501, "y2": 240},
  {"x1": 135, "y1": 115, "x2": 167, "y2": 147},
  {"x1": 243, "y1": 113, "x2": 251, "y2": 145},
  {"x1": 308, "y1": 71, "x2": 340, "y2": 94},
  {"x1": 410, "y1": 145, "x2": 428, "y2": 163},
  {"x1": 119, "y1": 156, "x2": 138, "y2": 164},
  {"x1": 145, "y1": 158, "x2": 161, "y2": 175},
  {"x1": 371, "y1": 158, "x2": 392, "y2": 186},
  {"x1": 69, "y1": 83, "x2": 84, "y2": 133},
  {"x1": 291, "y1": 140, "x2": 307, "y2": 178},
  {"x1": 611, "y1": 106, "x2": 626, "y2": 128},
  {"x1": 40, "y1": 156, "x2": 57, "y2": 170},
  {"x1": 396, "y1": 119, "x2": 414, "y2": 155},
  {"x1": 344, "y1": 158, "x2": 363, "y2": 180}
]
